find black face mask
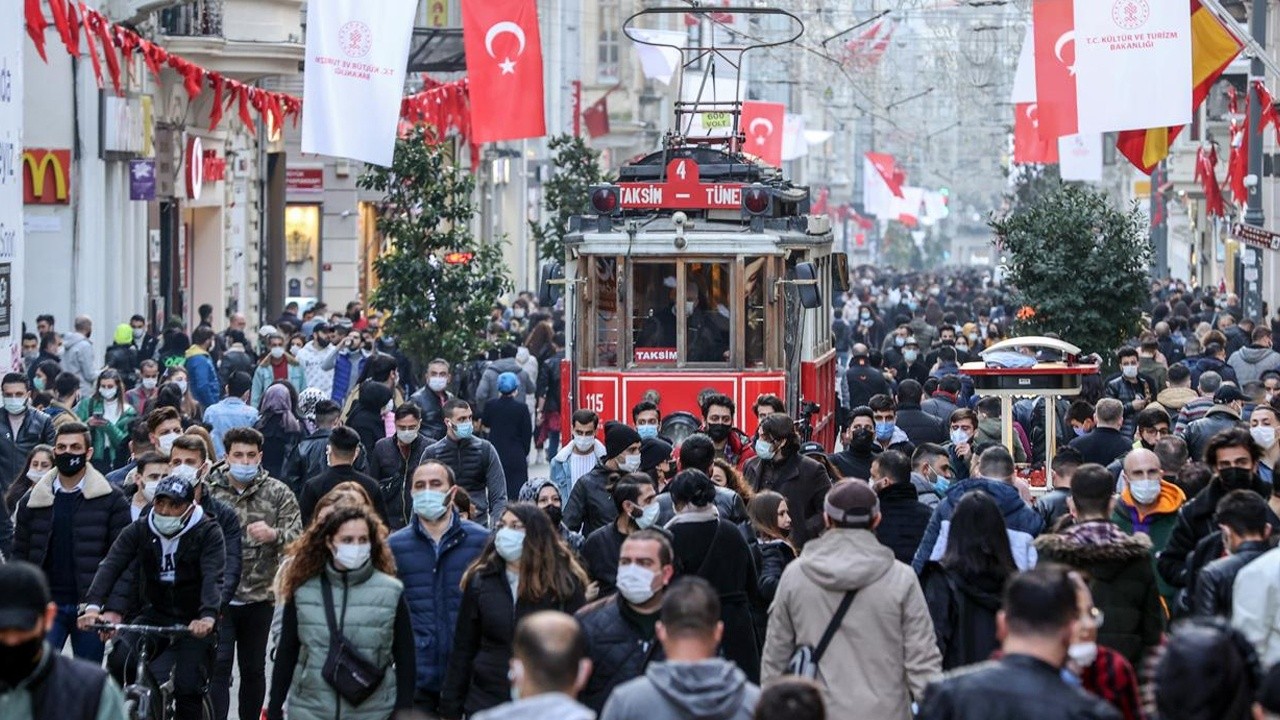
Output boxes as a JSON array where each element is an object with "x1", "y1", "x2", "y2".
[
  {"x1": 53, "y1": 451, "x2": 86, "y2": 476},
  {"x1": 0, "y1": 635, "x2": 44, "y2": 688},
  {"x1": 544, "y1": 505, "x2": 563, "y2": 527},
  {"x1": 705, "y1": 423, "x2": 732, "y2": 442},
  {"x1": 1218, "y1": 467, "x2": 1254, "y2": 491},
  {"x1": 848, "y1": 429, "x2": 876, "y2": 453}
]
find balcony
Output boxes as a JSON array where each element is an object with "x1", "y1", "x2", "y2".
[{"x1": 155, "y1": 0, "x2": 304, "y2": 81}]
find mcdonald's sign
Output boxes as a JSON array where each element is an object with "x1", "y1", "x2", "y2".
[{"x1": 22, "y1": 149, "x2": 71, "y2": 205}]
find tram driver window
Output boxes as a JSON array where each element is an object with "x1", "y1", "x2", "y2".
[
  {"x1": 633, "y1": 263, "x2": 678, "y2": 364},
  {"x1": 686, "y1": 262, "x2": 730, "y2": 364}
]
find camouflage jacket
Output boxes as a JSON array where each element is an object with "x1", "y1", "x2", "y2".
[{"x1": 207, "y1": 467, "x2": 302, "y2": 603}]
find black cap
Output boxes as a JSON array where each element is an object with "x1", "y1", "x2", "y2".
[
  {"x1": 1214, "y1": 385, "x2": 1247, "y2": 404},
  {"x1": 0, "y1": 562, "x2": 51, "y2": 630},
  {"x1": 154, "y1": 475, "x2": 195, "y2": 503},
  {"x1": 604, "y1": 421, "x2": 642, "y2": 460},
  {"x1": 312, "y1": 322, "x2": 332, "y2": 333},
  {"x1": 639, "y1": 437, "x2": 674, "y2": 473}
]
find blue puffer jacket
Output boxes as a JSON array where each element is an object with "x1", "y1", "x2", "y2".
[
  {"x1": 387, "y1": 511, "x2": 489, "y2": 694},
  {"x1": 911, "y1": 477, "x2": 1045, "y2": 573}
]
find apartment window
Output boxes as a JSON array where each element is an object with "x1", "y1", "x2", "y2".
[{"x1": 598, "y1": 1, "x2": 620, "y2": 82}]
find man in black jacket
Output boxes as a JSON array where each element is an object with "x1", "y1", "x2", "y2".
[
  {"x1": 298, "y1": 425, "x2": 388, "y2": 524},
  {"x1": 918, "y1": 564, "x2": 1121, "y2": 720},
  {"x1": 576, "y1": 530, "x2": 673, "y2": 711},
  {"x1": 844, "y1": 344, "x2": 891, "y2": 412},
  {"x1": 1191, "y1": 490, "x2": 1271, "y2": 618},
  {"x1": 12, "y1": 422, "x2": 130, "y2": 663},
  {"x1": 828, "y1": 407, "x2": 879, "y2": 480},
  {"x1": 1068, "y1": 399, "x2": 1132, "y2": 467},
  {"x1": 283, "y1": 400, "x2": 367, "y2": 494},
  {"x1": 371, "y1": 403, "x2": 434, "y2": 531},
  {"x1": 0, "y1": 372, "x2": 56, "y2": 498},
  {"x1": 871, "y1": 450, "x2": 932, "y2": 564},
  {"x1": 564, "y1": 421, "x2": 641, "y2": 536},
  {"x1": 168, "y1": 435, "x2": 244, "y2": 610},
  {"x1": 408, "y1": 358, "x2": 453, "y2": 441},
  {"x1": 418, "y1": 399, "x2": 508, "y2": 527},
  {"x1": 79, "y1": 474, "x2": 224, "y2": 720},
  {"x1": 894, "y1": 380, "x2": 947, "y2": 446}
]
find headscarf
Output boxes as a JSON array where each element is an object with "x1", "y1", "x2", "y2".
[{"x1": 260, "y1": 384, "x2": 302, "y2": 434}]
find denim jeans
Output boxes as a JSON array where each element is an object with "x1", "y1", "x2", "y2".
[{"x1": 46, "y1": 603, "x2": 105, "y2": 663}]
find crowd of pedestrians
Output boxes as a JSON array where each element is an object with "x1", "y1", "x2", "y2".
[{"x1": 7, "y1": 276, "x2": 1280, "y2": 720}]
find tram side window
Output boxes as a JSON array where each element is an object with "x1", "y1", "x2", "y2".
[
  {"x1": 632, "y1": 262, "x2": 678, "y2": 365},
  {"x1": 593, "y1": 258, "x2": 620, "y2": 367},
  {"x1": 686, "y1": 262, "x2": 730, "y2": 364},
  {"x1": 745, "y1": 257, "x2": 766, "y2": 367}
]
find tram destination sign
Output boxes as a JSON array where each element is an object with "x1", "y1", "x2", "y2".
[
  {"x1": 616, "y1": 159, "x2": 744, "y2": 210},
  {"x1": 1232, "y1": 223, "x2": 1280, "y2": 252}
]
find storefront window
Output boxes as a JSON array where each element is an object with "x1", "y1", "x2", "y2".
[
  {"x1": 284, "y1": 204, "x2": 321, "y2": 301},
  {"x1": 632, "y1": 262, "x2": 678, "y2": 365},
  {"x1": 685, "y1": 262, "x2": 730, "y2": 364},
  {"x1": 745, "y1": 257, "x2": 767, "y2": 367}
]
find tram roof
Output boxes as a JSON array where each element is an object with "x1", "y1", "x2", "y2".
[{"x1": 567, "y1": 215, "x2": 832, "y2": 257}]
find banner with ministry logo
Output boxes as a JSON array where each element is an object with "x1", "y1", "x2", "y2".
[
  {"x1": 0, "y1": 0, "x2": 23, "y2": 369},
  {"x1": 1072, "y1": 0, "x2": 1192, "y2": 133},
  {"x1": 301, "y1": 0, "x2": 418, "y2": 167}
]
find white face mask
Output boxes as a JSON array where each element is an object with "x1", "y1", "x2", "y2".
[
  {"x1": 1129, "y1": 478, "x2": 1162, "y2": 505},
  {"x1": 270, "y1": 346, "x2": 286, "y2": 359},
  {"x1": 615, "y1": 564, "x2": 659, "y2": 605},
  {"x1": 1121, "y1": 365, "x2": 1138, "y2": 379},
  {"x1": 332, "y1": 542, "x2": 372, "y2": 570},
  {"x1": 619, "y1": 454, "x2": 641, "y2": 473},
  {"x1": 141, "y1": 480, "x2": 160, "y2": 502},
  {"x1": 572, "y1": 435, "x2": 596, "y2": 452},
  {"x1": 157, "y1": 431, "x2": 181, "y2": 457},
  {"x1": 1067, "y1": 641, "x2": 1097, "y2": 667},
  {"x1": 396, "y1": 429, "x2": 419, "y2": 444},
  {"x1": 428, "y1": 377, "x2": 449, "y2": 392},
  {"x1": 1252, "y1": 425, "x2": 1277, "y2": 448},
  {"x1": 684, "y1": 301, "x2": 696, "y2": 314},
  {"x1": 100, "y1": 386, "x2": 118, "y2": 400},
  {"x1": 141, "y1": 377, "x2": 158, "y2": 390},
  {"x1": 26, "y1": 468, "x2": 44, "y2": 482},
  {"x1": 173, "y1": 380, "x2": 188, "y2": 394}
]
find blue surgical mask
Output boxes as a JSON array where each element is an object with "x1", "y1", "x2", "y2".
[
  {"x1": 949, "y1": 429, "x2": 970, "y2": 445},
  {"x1": 229, "y1": 463, "x2": 259, "y2": 482},
  {"x1": 1073, "y1": 426, "x2": 1088, "y2": 437},
  {"x1": 754, "y1": 438, "x2": 775, "y2": 461},
  {"x1": 637, "y1": 424, "x2": 659, "y2": 440},
  {"x1": 412, "y1": 489, "x2": 450, "y2": 521},
  {"x1": 934, "y1": 476, "x2": 951, "y2": 495},
  {"x1": 453, "y1": 421, "x2": 474, "y2": 440},
  {"x1": 875, "y1": 421, "x2": 895, "y2": 441},
  {"x1": 634, "y1": 502, "x2": 660, "y2": 529},
  {"x1": 495, "y1": 527, "x2": 525, "y2": 562},
  {"x1": 151, "y1": 511, "x2": 187, "y2": 537}
]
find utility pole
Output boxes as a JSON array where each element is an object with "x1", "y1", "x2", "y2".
[{"x1": 1243, "y1": 0, "x2": 1267, "y2": 318}]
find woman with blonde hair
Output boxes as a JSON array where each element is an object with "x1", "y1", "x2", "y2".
[{"x1": 267, "y1": 505, "x2": 414, "y2": 720}]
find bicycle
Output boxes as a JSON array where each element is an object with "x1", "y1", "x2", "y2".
[{"x1": 92, "y1": 622, "x2": 215, "y2": 720}]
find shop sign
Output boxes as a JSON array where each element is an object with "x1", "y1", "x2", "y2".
[
  {"x1": 130, "y1": 159, "x2": 156, "y2": 201},
  {"x1": 101, "y1": 94, "x2": 153, "y2": 157},
  {"x1": 202, "y1": 149, "x2": 226, "y2": 183},
  {"x1": 286, "y1": 167, "x2": 324, "y2": 193},
  {"x1": 21, "y1": 149, "x2": 70, "y2": 204}
]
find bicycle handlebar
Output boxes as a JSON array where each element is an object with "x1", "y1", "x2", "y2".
[{"x1": 89, "y1": 622, "x2": 194, "y2": 636}]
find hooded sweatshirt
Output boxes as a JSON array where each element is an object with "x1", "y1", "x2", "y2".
[
  {"x1": 601, "y1": 660, "x2": 758, "y2": 720},
  {"x1": 148, "y1": 504, "x2": 206, "y2": 583},
  {"x1": 1155, "y1": 386, "x2": 1198, "y2": 414},
  {"x1": 61, "y1": 331, "x2": 97, "y2": 396},
  {"x1": 1228, "y1": 345, "x2": 1280, "y2": 384}
]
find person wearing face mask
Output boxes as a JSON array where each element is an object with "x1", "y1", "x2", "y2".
[
  {"x1": 293, "y1": 322, "x2": 337, "y2": 397},
  {"x1": 576, "y1": 530, "x2": 676, "y2": 712},
  {"x1": 743, "y1": 414, "x2": 832, "y2": 550},
  {"x1": 1104, "y1": 348, "x2": 1157, "y2": 441},
  {"x1": 1191, "y1": 490, "x2": 1272, "y2": 618},
  {"x1": 369, "y1": 403, "x2": 433, "y2": 531},
  {"x1": 745, "y1": 491, "x2": 796, "y2": 648},
  {"x1": 125, "y1": 359, "x2": 162, "y2": 416},
  {"x1": 251, "y1": 334, "x2": 306, "y2": 409},
  {"x1": 582, "y1": 474, "x2": 662, "y2": 598},
  {"x1": 1111, "y1": 448, "x2": 1186, "y2": 608},
  {"x1": 441, "y1": 503, "x2": 589, "y2": 719},
  {"x1": 1033, "y1": 464, "x2": 1164, "y2": 667},
  {"x1": 473, "y1": 611, "x2": 595, "y2": 720},
  {"x1": 695, "y1": 393, "x2": 754, "y2": 468},
  {"x1": 665, "y1": 470, "x2": 762, "y2": 682},
  {"x1": 1183, "y1": 385, "x2": 1249, "y2": 463},
  {"x1": 408, "y1": 358, "x2": 455, "y2": 440},
  {"x1": 298, "y1": 426, "x2": 389, "y2": 525},
  {"x1": 267, "y1": 505, "x2": 416, "y2": 720},
  {"x1": 549, "y1": 410, "x2": 606, "y2": 501},
  {"x1": 388, "y1": 461, "x2": 488, "y2": 715},
  {"x1": 118, "y1": 452, "x2": 170, "y2": 522},
  {"x1": 79, "y1": 475, "x2": 224, "y2": 718},
  {"x1": 917, "y1": 564, "x2": 1121, "y2": 720},
  {"x1": 0, "y1": 562, "x2": 130, "y2": 720},
  {"x1": 0, "y1": 373, "x2": 56, "y2": 502},
  {"x1": 563, "y1": 421, "x2": 642, "y2": 537},
  {"x1": 420, "y1": 399, "x2": 509, "y2": 527},
  {"x1": 183, "y1": 327, "x2": 224, "y2": 408},
  {"x1": 1158, "y1": 427, "x2": 1280, "y2": 600},
  {"x1": 639, "y1": 436, "x2": 675, "y2": 494},
  {"x1": 827, "y1": 408, "x2": 880, "y2": 481},
  {"x1": 12, "y1": 423, "x2": 130, "y2": 662},
  {"x1": 909, "y1": 443, "x2": 953, "y2": 508},
  {"x1": 518, "y1": 478, "x2": 586, "y2": 556},
  {"x1": 69, "y1": 369, "x2": 134, "y2": 478},
  {"x1": 322, "y1": 327, "x2": 371, "y2": 406},
  {"x1": 206, "y1": 426, "x2": 303, "y2": 720},
  {"x1": 1062, "y1": 572, "x2": 1144, "y2": 720},
  {"x1": 42, "y1": 371, "x2": 82, "y2": 431},
  {"x1": 1250, "y1": 403, "x2": 1280, "y2": 484},
  {"x1": 4, "y1": 445, "x2": 54, "y2": 516},
  {"x1": 482, "y1": 373, "x2": 534, "y2": 502}
]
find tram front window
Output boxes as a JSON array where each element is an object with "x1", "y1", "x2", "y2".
[
  {"x1": 633, "y1": 262, "x2": 678, "y2": 364},
  {"x1": 686, "y1": 262, "x2": 730, "y2": 364}
]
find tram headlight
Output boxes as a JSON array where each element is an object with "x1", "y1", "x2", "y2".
[
  {"x1": 742, "y1": 185, "x2": 772, "y2": 216},
  {"x1": 589, "y1": 185, "x2": 621, "y2": 216}
]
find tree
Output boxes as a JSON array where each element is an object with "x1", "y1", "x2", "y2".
[
  {"x1": 989, "y1": 183, "x2": 1152, "y2": 359},
  {"x1": 532, "y1": 134, "x2": 605, "y2": 263},
  {"x1": 358, "y1": 126, "x2": 512, "y2": 366}
]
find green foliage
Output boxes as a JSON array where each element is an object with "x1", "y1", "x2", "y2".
[
  {"x1": 1008, "y1": 163, "x2": 1062, "y2": 212},
  {"x1": 532, "y1": 134, "x2": 605, "y2": 263},
  {"x1": 358, "y1": 127, "x2": 512, "y2": 365},
  {"x1": 989, "y1": 183, "x2": 1152, "y2": 359}
]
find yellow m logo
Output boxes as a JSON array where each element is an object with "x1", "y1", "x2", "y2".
[{"x1": 22, "y1": 149, "x2": 71, "y2": 205}]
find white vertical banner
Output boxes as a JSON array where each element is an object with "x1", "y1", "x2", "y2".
[
  {"x1": 862, "y1": 155, "x2": 894, "y2": 218},
  {"x1": 301, "y1": 0, "x2": 418, "y2": 167},
  {"x1": 1072, "y1": 0, "x2": 1191, "y2": 132},
  {"x1": 781, "y1": 114, "x2": 807, "y2": 161},
  {"x1": 0, "y1": 0, "x2": 23, "y2": 371},
  {"x1": 1011, "y1": 24, "x2": 1037, "y2": 104},
  {"x1": 1058, "y1": 133, "x2": 1104, "y2": 181}
]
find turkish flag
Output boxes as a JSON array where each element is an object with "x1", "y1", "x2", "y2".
[
  {"x1": 583, "y1": 97, "x2": 610, "y2": 138},
  {"x1": 463, "y1": 0, "x2": 546, "y2": 142},
  {"x1": 1013, "y1": 103, "x2": 1059, "y2": 164},
  {"x1": 742, "y1": 101, "x2": 785, "y2": 166},
  {"x1": 1032, "y1": 0, "x2": 1077, "y2": 139}
]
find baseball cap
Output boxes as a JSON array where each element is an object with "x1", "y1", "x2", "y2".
[
  {"x1": 0, "y1": 562, "x2": 51, "y2": 630},
  {"x1": 824, "y1": 479, "x2": 880, "y2": 528},
  {"x1": 1214, "y1": 385, "x2": 1247, "y2": 404},
  {"x1": 154, "y1": 475, "x2": 195, "y2": 504}
]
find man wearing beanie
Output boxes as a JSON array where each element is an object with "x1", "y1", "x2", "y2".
[
  {"x1": 564, "y1": 421, "x2": 643, "y2": 536},
  {"x1": 762, "y1": 479, "x2": 940, "y2": 720}
]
